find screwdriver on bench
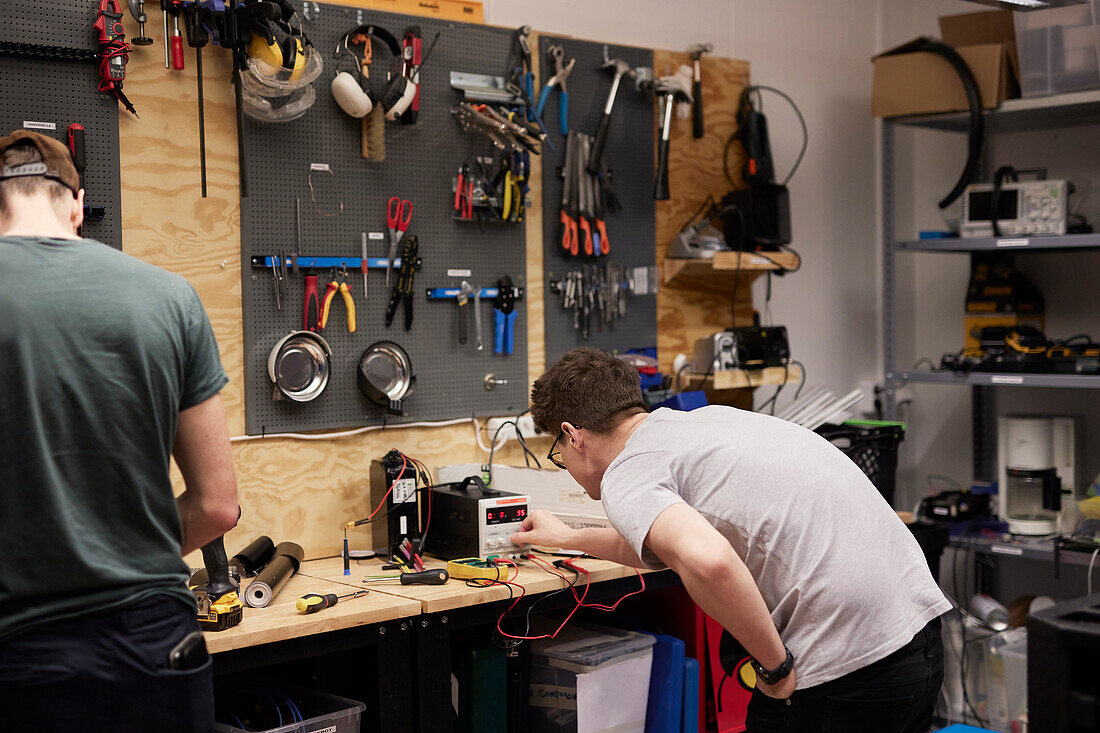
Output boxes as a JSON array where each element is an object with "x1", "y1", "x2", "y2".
[
  {"x1": 296, "y1": 590, "x2": 368, "y2": 614},
  {"x1": 363, "y1": 569, "x2": 449, "y2": 585}
]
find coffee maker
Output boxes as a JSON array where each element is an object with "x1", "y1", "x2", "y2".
[{"x1": 997, "y1": 416, "x2": 1083, "y2": 535}]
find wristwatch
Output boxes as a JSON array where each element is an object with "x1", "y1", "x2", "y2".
[{"x1": 752, "y1": 646, "x2": 795, "y2": 686}]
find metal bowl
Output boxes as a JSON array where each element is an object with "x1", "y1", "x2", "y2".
[
  {"x1": 357, "y1": 341, "x2": 415, "y2": 415},
  {"x1": 267, "y1": 331, "x2": 332, "y2": 403}
]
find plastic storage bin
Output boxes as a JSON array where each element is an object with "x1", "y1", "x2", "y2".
[
  {"x1": 529, "y1": 624, "x2": 656, "y2": 733},
  {"x1": 1015, "y1": 1, "x2": 1100, "y2": 96},
  {"x1": 815, "y1": 420, "x2": 905, "y2": 506},
  {"x1": 214, "y1": 687, "x2": 366, "y2": 733}
]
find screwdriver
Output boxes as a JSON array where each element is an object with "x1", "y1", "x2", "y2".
[
  {"x1": 363, "y1": 569, "x2": 449, "y2": 585},
  {"x1": 296, "y1": 590, "x2": 368, "y2": 614}
]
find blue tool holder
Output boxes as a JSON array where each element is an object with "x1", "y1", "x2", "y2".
[{"x1": 253, "y1": 255, "x2": 400, "y2": 270}]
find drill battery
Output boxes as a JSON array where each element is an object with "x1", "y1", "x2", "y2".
[{"x1": 192, "y1": 587, "x2": 243, "y2": 631}]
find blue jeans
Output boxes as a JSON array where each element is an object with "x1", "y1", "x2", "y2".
[
  {"x1": 746, "y1": 616, "x2": 945, "y2": 733},
  {"x1": 0, "y1": 593, "x2": 213, "y2": 732}
]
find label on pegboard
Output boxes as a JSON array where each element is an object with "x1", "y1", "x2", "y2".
[{"x1": 22, "y1": 120, "x2": 56, "y2": 130}]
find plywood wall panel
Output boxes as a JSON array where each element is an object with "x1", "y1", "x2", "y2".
[
  {"x1": 120, "y1": 9, "x2": 538, "y2": 564},
  {"x1": 117, "y1": 12, "x2": 747, "y2": 562},
  {"x1": 652, "y1": 51, "x2": 753, "y2": 406}
]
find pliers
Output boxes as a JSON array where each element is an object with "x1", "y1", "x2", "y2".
[
  {"x1": 494, "y1": 276, "x2": 517, "y2": 355},
  {"x1": 535, "y1": 45, "x2": 574, "y2": 136},
  {"x1": 385, "y1": 236, "x2": 422, "y2": 330},
  {"x1": 320, "y1": 268, "x2": 356, "y2": 332}
]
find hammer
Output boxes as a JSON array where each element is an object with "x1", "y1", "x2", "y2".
[
  {"x1": 652, "y1": 75, "x2": 693, "y2": 201},
  {"x1": 687, "y1": 43, "x2": 713, "y2": 138},
  {"x1": 586, "y1": 57, "x2": 636, "y2": 175}
]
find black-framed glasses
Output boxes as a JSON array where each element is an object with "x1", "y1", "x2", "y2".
[{"x1": 546, "y1": 428, "x2": 576, "y2": 470}]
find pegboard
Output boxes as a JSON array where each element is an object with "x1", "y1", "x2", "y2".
[
  {"x1": 0, "y1": 55, "x2": 123, "y2": 250},
  {"x1": 538, "y1": 36, "x2": 656, "y2": 365},
  {"x1": 6, "y1": 0, "x2": 97, "y2": 56},
  {"x1": 241, "y1": 3, "x2": 528, "y2": 435}
]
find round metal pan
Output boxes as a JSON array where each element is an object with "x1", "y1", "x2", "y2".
[
  {"x1": 357, "y1": 341, "x2": 415, "y2": 415},
  {"x1": 267, "y1": 331, "x2": 332, "y2": 403}
]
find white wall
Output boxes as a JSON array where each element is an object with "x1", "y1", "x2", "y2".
[
  {"x1": 483, "y1": 0, "x2": 734, "y2": 56},
  {"x1": 729, "y1": 2, "x2": 881, "y2": 418}
]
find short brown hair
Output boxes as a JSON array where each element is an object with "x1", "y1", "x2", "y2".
[
  {"x1": 531, "y1": 347, "x2": 647, "y2": 435},
  {"x1": 0, "y1": 143, "x2": 75, "y2": 221}
]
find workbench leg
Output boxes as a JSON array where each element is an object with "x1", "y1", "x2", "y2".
[
  {"x1": 377, "y1": 620, "x2": 416, "y2": 733},
  {"x1": 416, "y1": 613, "x2": 454, "y2": 733}
]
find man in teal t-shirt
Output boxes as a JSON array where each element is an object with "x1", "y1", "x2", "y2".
[{"x1": 0, "y1": 131, "x2": 240, "y2": 731}]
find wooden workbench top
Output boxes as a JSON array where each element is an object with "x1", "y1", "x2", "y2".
[
  {"x1": 298, "y1": 554, "x2": 658, "y2": 615},
  {"x1": 203, "y1": 565, "x2": 422, "y2": 654}
]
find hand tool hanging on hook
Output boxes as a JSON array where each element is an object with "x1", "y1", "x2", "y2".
[
  {"x1": 95, "y1": 0, "x2": 139, "y2": 117},
  {"x1": 385, "y1": 236, "x2": 421, "y2": 330},
  {"x1": 586, "y1": 55, "x2": 636, "y2": 175},
  {"x1": 535, "y1": 44, "x2": 574, "y2": 136},
  {"x1": 652, "y1": 74, "x2": 693, "y2": 201},
  {"x1": 126, "y1": 0, "x2": 155, "y2": 45},
  {"x1": 182, "y1": 2, "x2": 216, "y2": 197},
  {"x1": 687, "y1": 43, "x2": 712, "y2": 138},
  {"x1": 385, "y1": 197, "x2": 413, "y2": 291}
]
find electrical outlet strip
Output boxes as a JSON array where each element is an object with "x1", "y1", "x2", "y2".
[{"x1": 486, "y1": 415, "x2": 540, "y2": 444}]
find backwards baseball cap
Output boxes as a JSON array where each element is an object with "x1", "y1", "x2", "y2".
[{"x1": 0, "y1": 130, "x2": 80, "y2": 195}]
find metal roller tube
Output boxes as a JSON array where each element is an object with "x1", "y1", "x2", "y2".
[
  {"x1": 231, "y1": 535, "x2": 276, "y2": 577},
  {"x1": 243, "y1": 542, "x2": 304, "y2": 608}
]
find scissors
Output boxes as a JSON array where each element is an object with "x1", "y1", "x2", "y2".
[{"x1": 385, "y1": 197, "x2": 413, "y2": 290}]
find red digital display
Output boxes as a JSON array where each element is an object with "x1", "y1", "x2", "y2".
[{"x1": 486, "y1": 505, "x2": 528, "y2": 525}]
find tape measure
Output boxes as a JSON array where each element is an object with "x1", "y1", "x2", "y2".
[{"x1": 446, "y1": 558, "x2": 506, "y2": 581}]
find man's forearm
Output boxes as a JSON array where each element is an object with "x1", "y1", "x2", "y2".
[
  {"x1": 677, "y1": 551, "x2": 787, "y2": 669},
  {"x1": 177, "y1": 490, "x2": 236, "y2": 556},
  {"x1": 569, "y1": 527, "x2": 647, "y2": 568}
]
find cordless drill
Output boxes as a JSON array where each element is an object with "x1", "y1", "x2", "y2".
[{"x1": 190, "y1": 533, "x2": 244, "y2": 632}]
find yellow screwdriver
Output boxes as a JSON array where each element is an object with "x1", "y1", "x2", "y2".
[{"x1": 296, "y1": 589, "x2": 368, "y2": 614}]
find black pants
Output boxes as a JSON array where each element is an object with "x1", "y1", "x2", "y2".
[
  {"x1": 746, "y1": 616, "x2": 945, "y2": 733},
  {"x1": 0, "y1": 594, "x2": 213, "y2": 733}
]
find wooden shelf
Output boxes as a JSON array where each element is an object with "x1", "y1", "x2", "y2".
[
  {"x1": 662, "y1": 251, "x2": 799, "y2": 285},
  {"x1": 686, "y1": 364, "x2": 802, "y2": 391}
]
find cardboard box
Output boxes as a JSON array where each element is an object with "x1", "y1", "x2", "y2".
[
  {"x1": 940, "y1": 9, "x2": 1017, "y2": 48},
  {"x1": 873, "y1": 11, "x2": 1021, "y2": 118},
  {"x1": 872, "y1": 40, "x2": 1018, "y2": 117}
]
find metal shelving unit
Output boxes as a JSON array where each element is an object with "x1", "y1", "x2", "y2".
[{"x1": 881, "y1": 90, "x2": 1100, "y2": 480}]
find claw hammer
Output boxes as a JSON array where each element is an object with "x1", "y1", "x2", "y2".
[
  {"x1": 586, "y1": 56, "x2": 636, "y2": 175},
  {"x1": 687, "y1": 43, "x2": 712, "y2": 138}
]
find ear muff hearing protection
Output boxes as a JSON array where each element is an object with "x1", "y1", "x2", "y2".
[
  {"x1": 240, "y1": 0, "x2": 322, "y2": 122},
  {"x1": 331, "y1": 24, "x2": 415, "y2": 121}
]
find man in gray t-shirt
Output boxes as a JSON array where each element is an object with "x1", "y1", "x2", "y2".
[{"x1": 513, "y1": 347, "x2": 949, "y2": 733}]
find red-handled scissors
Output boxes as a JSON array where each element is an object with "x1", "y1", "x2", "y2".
[{"x1": 385, "y1": 197, "x2": 413, "y2": 290}]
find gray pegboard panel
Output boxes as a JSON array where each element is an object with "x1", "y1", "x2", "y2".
[
  {"x1": 5, "y1": 0, "x2": 98, "y2": 55},
  {"x1": 539, "y1": 36, "x2": 655, "y2": 365},
  {"x1": 242, "y1": 3, "x2": 527, "y2": 435},
  {"x1": 0, "y1": 55, "x2": 123, "y2": 250}
]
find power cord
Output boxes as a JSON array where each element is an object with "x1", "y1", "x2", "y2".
[{"x1": 723, "y1": 84, "x2": 808, "y2": 189}]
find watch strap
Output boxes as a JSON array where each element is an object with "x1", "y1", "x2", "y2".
[{"x1": 752, "y1": 646, "x2": 795, "y2": 686}]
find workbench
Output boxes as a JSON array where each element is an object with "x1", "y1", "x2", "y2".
[
  {"x1": 207, "y1": 568, "x2": 421, "y2": 731},
  {"x1": 206, "y1": 556, "x2": 681, "y2": 732}
]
